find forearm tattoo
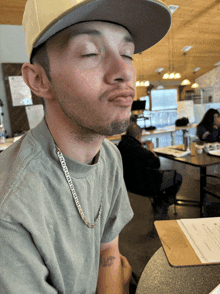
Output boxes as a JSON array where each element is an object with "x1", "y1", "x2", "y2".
[{"x1": 100, "y1": 255, "x2": 116, "y2": 267}]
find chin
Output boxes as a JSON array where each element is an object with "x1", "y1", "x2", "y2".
[{"x1": 99, "y1": 119, "x2": 130, "y2": 136}]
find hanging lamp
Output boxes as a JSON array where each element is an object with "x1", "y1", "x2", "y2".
[
  {"x1": 191, "y1": 70, "x2": 199, "y2": 88},
  {"x1": 135, "y1": 53, "x2": 150, "y2": 87},
  {"x1": 162, "y1": 21, "x2": 181, "y2": 80},
  {"x1": 181, "y1": 52, "x2": 191, "y2": 85},
  {"x1": 191, "y1": 82, "x2": 199, "y2": 88},
  {"x1": 181, "y1": 79, "x2": 191, "y2": 85}
]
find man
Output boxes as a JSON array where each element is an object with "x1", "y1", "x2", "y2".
[
  {"x1": 118, "y1": 124, "x2": 182, "y2": 217},
  {"x1": 0, "y1": 0, "x2": 171, "y2": 293}
]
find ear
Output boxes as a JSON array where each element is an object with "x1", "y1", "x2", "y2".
[{"x1": 22, "y1": 62, "x2": 55, "y2": 100}]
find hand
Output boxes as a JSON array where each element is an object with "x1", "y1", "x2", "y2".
[
  {"x1": 120, "y1": 254, "x2": 132, "y2": 294},
  {"x1": 146, "y1": 140, "x2": 154, "y2": 151}
]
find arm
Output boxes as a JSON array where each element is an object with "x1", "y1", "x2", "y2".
[
  {"x1": 145, "y1": 140, "x2": 158, "y2": 158},
  {"x1": 140, "y1": 141, "x2": 160, "y2": 169},
  {"x1": 197, "y1": 125, "x2": 219, "y2": 142},
  {"x1": 96, "y1": 236, "x2": 132, "y2": 294},
  {"x1": 0, "y1": 220, "x2": 57, "y2": 294},
  {"x1": 206, "y1": 129, "x2": 220, "y2": 142}
]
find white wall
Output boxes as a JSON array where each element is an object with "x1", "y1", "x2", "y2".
[
  {"x1": 195, "y1": 66, "x2": 220, "y2": 103},
  {"x1": 0, "y1": 25, "x2": 28, "y2": 137}
]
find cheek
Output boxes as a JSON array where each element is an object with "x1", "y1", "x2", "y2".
[
  {"x1": 52, "y1": 68, "x2": 102, "y2": 99},
  {"x1": 70, "y1": 72, "x2": 103, "y2": 102},
  {"x1": 84, "y1": 72, "x2": 102, "y2": 90}
]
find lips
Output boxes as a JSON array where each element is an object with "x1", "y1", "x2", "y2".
[
  {"x1": 109, "y1": 89, "x2": 135, "y2": 101},
  {"x1": 110, "y1": 96, "x2": 134, "y2": 107},
  {"x1": 108, "y1": 89, "x2": 135, "y2": 106}
]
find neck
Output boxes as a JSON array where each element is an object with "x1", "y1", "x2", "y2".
[{"x1": 45, "y1": 112, "x2": 105, "y2": 165}]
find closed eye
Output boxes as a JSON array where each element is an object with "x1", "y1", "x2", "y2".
[
  {"x1": 122, "y1": 55, "x2": 133, "y2": 61},
  {"x1": 82, "y1": 53, "x2": 98, "y2": 57}
]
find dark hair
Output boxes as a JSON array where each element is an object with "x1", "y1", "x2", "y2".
[
  {"x1": 31, "y1": 42, "x2": 51, "y2": 81},
  {"x1": 126, "y1": 124, "x2": 142, "y2": 138},
  {"x1": 197, "y1": 108, "x2": 219, "y2": 135}
]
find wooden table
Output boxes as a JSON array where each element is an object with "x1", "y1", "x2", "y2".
[
  {"x1": 0, "y1": 138, "x2": 14, "y2": 152},
  {"x1": 0, "y1": 135, "x2": 25, "y2": 152},
  {"x1": 155, "y1": 143, "x2": 220, "y2": 216},
  {"x1": 136, "y1": 247, "x2": 220, "y2": 294}
]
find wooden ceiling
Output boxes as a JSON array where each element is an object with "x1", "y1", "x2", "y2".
[{"x1": 1, "y1": 0, "x2": 220, "y2": 86}]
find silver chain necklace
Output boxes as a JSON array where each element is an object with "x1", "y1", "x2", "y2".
[{"x1": 56, "y1": 146, "x2": 102, "y2": 228}]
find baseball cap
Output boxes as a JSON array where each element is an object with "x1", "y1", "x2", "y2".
[{"x1": 22, "y1": 0, "x2": 171, "y2": 60}]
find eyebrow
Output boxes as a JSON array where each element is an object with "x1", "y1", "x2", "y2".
[
  {"x1": 69, "y1": 29, "x2": 101, "y2": 39},
  {"x1": 124, "y1": 35, "x2": 135, "y2": 45},
  {"x1": 68, "y1": 29, "x2": 135, "y2": 45}
]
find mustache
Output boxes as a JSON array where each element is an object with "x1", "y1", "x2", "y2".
[{"x1": 100, "y1": 85, "x2": 135, "y2": 101}]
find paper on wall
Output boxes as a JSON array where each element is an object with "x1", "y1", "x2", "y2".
[
  {"x1": 177, "y1": 101, "x2": 195, "y2": 123},
  {"x1": 9, "y1": 76, "x2": 33, "y2": 107},
  {"x1": 25, "y1": 104, "x2": 44, "y2": 129}
]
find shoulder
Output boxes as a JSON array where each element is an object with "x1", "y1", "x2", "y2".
[
  {"x1": 197, "y1": 124, "x2": 206, "y2": 131},
  {"x1": 0, "y1": 131, "x2": 41, "y2": 184},
  {"x1": 101, "y1": 138, "x2": 122, "y2": 163},
  {"x1": 197, "y1": 124, "x2": 207, "y2": 136},
  {"x1": 0, "y1": 131, "x2": 46, "y2": 220},
  {"x1": 99, "y1": 139, "x2": 124, "y2": 186}
]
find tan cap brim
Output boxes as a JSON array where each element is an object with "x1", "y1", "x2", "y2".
[{"x1": 23, "y1": 0, "x2": 171, "y2": 60}]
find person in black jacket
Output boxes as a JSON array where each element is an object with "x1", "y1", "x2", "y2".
[
  {"x1": 118, "y1": 124, "x2": 182, "y2": 216},
  {"x1": 196, "y1": 108, "x2": 220, "y2": 142}
]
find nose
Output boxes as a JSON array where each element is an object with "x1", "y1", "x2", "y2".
[{"x1": 104, "y1": 53, "x2": 136, "y2": 85}]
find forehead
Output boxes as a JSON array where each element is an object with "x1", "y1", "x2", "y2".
[{"x1": 47, "y1": 21, "x2": 134, "y2": 48}]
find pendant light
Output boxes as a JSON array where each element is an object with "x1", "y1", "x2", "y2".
[
  {"x1": 191, "y1": 82, "x2": 199, "y2": 88},
  {"x1": 181, "y1": 79, "x2": 191, "y2": 86},
  {"x1": 163, "y1": 20, "x2": 181, "y2": 80},
  {"x1": 181, "y1": 52, "x2": 191, "y2": 85},
  {"x1": 135, "y1": 53, "x2": 150, "y2": 87},
  {"x1": 191, "y1": 70, "x2": 200, "y2": 88}
]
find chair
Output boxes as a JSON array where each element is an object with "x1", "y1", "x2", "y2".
[
  {"x1": 203, "y1": 175, "x2": 220, "y2": 199},
  {"x1": 203, "y1": 175, "x2": 220, "y2": 216},
  {"x1": 127, "y1": 189, "x2": 177, "y2": 220},
  {"x1": 127, "y1": 190, "x2": 155, "y2": 219}
]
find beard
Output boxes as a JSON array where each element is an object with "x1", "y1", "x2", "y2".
[
  {"x1": 52, "y1": 92, "x2": 131, "y2": 137},
  {"x1": 96, "y1": 118, "x2": 130, "y2": 136}
]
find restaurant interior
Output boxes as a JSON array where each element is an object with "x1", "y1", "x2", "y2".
[{"x1": 1, "y1": 0, "x2": 220, "y2": 293}]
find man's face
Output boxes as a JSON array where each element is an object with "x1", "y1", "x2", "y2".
[{"x1": 47, "y1": 21, "x2": 136, "y2": 136}]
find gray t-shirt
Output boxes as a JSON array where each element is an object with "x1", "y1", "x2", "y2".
[{"x1": 0, "y1": 119, "x2": 133, "y2": 294}]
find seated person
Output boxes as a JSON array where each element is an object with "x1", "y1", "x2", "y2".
[
  {"x1": 130, "y1": 114, "x2": 138, "y2": 125},
  {"x1": 197, "y1": 108, "x2": 220, "y2": 142},
  {"x1": 118, "y1": 124, "x2": 182, "y2": 216}
]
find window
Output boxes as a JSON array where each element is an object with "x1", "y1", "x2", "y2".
[{"x1": 151, "y1": 89, "x2": 177, "y2": 111}]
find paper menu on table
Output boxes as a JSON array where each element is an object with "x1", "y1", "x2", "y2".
[
  {"x1": 209, "y1": 283, "x2": 220, "y2": 294},
  {"x1": 154, "y1": 146, "x2": 191, "y2": 158},
  {"x1": 177, "y1": 217, "x2": 220, "y2": 264}
]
